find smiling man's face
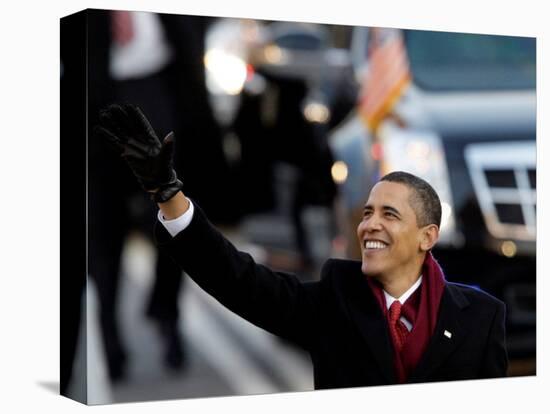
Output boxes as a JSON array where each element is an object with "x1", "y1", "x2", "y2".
[{"x1": 356, "y1": 181, "x2": 428, "y2": 282}]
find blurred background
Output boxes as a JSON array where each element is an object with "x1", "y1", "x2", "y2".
[{"x1": 62, "y1": 10, "x2": 536, "y2": 404}]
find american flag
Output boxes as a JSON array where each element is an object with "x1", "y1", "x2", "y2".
[{"x1": 358, "y1": 27, "x2": 411, "y2": 132}]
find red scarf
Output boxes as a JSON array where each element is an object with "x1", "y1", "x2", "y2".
[{"x1": 367, "y1": 252, "x2": 446, "y2": 383}]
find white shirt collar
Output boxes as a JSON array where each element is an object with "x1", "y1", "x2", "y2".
[{"x1": 383, "y1": 275, "x2": 422, "y2": 309}]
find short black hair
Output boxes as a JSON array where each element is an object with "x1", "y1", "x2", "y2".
[{"x1": 380, "y1": 171, "x2": 442, "y2": 227}]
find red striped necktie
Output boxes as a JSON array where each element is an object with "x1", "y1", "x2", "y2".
[{"x1": 389, "y1": 301, "x2": 409, "y2": 352}]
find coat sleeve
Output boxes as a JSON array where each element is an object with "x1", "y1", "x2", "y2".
[
  {"x1": 480, "y1": 300, "x2": 509, "y2": 378},
  {"x1": 154, "y1": 202, "x2": 323, "y2": 349}
]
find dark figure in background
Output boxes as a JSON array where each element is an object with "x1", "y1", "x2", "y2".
[
  {"x1": 87, "y1": 10, "x2": 230, "y2": 381},
  {"x1": 271, "y1": 77, "x2": 337, "y2": 269},
  {"x1": 233, "y1": 74, "x2": 337, "y2": 272}
]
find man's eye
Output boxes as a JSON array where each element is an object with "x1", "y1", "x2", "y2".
[{"x1": 385, "y1": 212, "x2": 396, "y2": 218}]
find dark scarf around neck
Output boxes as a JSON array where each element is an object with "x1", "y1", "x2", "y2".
[{"x1": 367, "y1": 251, "x2": 446, "y2": 383}]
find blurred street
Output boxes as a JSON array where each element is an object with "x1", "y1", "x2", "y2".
[{"x1": 72, "y1": 224, "x2": 314, "y2": 405}]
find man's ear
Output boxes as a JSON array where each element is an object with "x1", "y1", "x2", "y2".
[{"x1": 420, "y1": 224, "x2": 439, "y2": 252}]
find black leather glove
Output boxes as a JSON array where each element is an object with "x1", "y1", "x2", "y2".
[{"x1": 95, "y1": 103, "x2": 183, "y2": 203}]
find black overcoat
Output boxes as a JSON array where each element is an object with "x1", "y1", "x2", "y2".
[{"x1": 155, "y1": 203, "x2": 508, "y2": 388}]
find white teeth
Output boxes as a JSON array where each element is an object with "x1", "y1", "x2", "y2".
[{"x1": 365, "y1": 240, "x2": 388, "y2": 249}]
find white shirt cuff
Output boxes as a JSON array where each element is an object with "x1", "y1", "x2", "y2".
[{"x1": 157, "y1": 199, "x2": 195, "y2": 237}]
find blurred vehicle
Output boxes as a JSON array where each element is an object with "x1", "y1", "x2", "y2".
[
  {"x1": 245, "y1": 21, "x2": 358, "y2": 133},
  {"x1": 329, "y1": 27, "x2": 536, "y2": 364}
]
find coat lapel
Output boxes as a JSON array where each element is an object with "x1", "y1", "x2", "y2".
[
  {"x1": 347, "y1": 271, "x2": 396, "y2": 383},
  {"x1": 408, "y1": 284, "x2": 470, "y2": 382}
]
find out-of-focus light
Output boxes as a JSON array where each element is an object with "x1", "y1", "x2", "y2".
[
  {"x1": 331, "y1": 161, "x2": 349, "y2": 184},
  {"x1": 440, "y1": 202, "x2": 452, "y2": 230},
  {"x1": 371, "y1": 142, "x2": 383, "y2": 161},
  {"x1": 264, "y1": 44, "x2": 285, "y2": 64},
  {"x1": 501, "y1": 240, "x2": 517, "y2": 258},
  {"x1": 304, "y1": 102, "x2": 330, "y2": 124},
  {"x1": 204, "y1": 49, "x2": 247, "y2": 95}
]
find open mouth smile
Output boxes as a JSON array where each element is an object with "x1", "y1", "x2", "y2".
[{"x1": 364, "y1": 240, "x2": 389, "y2": 251}]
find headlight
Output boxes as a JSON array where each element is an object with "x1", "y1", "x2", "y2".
[
  {"x1": 331, "y1": 161, "x2": 349, "y2": 184},
  {"x1": 263, "y1": 44, "x2": 288, "y2": 65},
  {"x1": 204, "y1": 49, "x2": 248, "y2": 95},
  {"x1": 303, "y1": 101, "x2": 331, "y2": 124}
]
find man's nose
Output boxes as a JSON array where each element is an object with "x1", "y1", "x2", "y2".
[{"x1": 365, "y1": 215, "x2": 383, "y2": 232}]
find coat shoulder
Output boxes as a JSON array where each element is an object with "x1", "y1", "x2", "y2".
[
  {"x1": 446, "y1": 281, "x2": 506, "y2": 310},
  {"x1": 320, "y1": 258, "x2": 363, "y2": 280},
  {"x1": 318, "y1": 259, "x2": 368, "y2": 298}
]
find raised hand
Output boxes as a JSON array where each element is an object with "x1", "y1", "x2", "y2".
[{"x1": 95, "y1": 103, "x2": 183, "y2": 203}]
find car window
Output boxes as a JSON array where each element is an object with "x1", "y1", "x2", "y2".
[
  {"x1": 275, "y1": 33, "x2": 324, "y2": 50},
  {"x1": 405, "y1": 30, "x2": 536, "y2": 91}
]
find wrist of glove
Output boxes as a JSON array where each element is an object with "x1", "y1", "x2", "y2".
[
  {"x1": 149, "y1": 172, "x2": 184, "y2": 203},
  {"x1": 96, "y1": 103, "x2": 183, "y2": 203}
]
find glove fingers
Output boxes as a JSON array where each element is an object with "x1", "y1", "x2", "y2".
[
  {"x1": 98, "y1": 108, "x2": 128, "y2": 141},
  {"x1": 94, "y1": 125, "x2": 125, "y2": 154},
  {"x1": 96, "y1": 123, "x2": 153, "y2": 158},
  {"x1": 99, "y1": 104, "x2": 134, "y2": 140},
  {"x1": 125, "y1": 136, "x2": 157, "y2": 156},
  {"x1": 159, "y1": 132, "x2": 176, "y2": 165},
  {"x1": 121, "y1": 147, "x2": 147, "y2": 161},
  {"x1": 122, "y1": 104, "x2": 159, "y2": 146}
]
